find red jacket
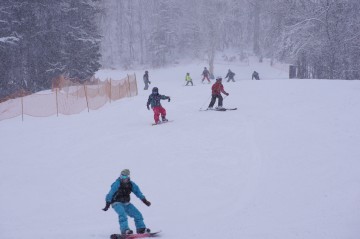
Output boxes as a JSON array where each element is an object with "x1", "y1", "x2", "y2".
[{"x1": 211, "y1": 82, "x2": 228, "y2": 95}]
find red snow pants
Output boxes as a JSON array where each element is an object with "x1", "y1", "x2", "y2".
[{"x1": 153, "y1": 106, "x2": 166, "y2": 123}]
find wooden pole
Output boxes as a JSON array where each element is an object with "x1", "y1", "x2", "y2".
[
  {"x1": 127, "y1": 74, "x2": 131, "y2": 97},
  {"x1": 98, "y1": 79, "x2": 100, "y2": 95},
  {"x1": 21, "y1": 96, "x2": 24, "y2": 122},
  {"x1": 109, "y1": 78, "x2": 112, "y2": 103},
  {"x1": 56, "y1": 88, "x2": 59, "y2": 117},
  {"x1": 118, "y1": 79, "x2": 121, "y2": 98},
  {"x1": 84, "y1": 84, "x2": 89, "y2": 112},
  {"x1": 134, "y1": 73, "x2": 138, "y2": 96}
]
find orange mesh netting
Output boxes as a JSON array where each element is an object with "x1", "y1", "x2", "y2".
[{"x1": 0, "y1": 74, "x2": 138, "y2": 121}]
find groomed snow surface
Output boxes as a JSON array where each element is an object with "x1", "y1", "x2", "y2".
[{"x1": 1, "y1": 58, "x2": 360, "y2": 239}]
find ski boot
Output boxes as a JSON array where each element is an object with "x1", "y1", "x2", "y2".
[
  {"x1": 123, "y1": 229, "x2": 133, "y2": 235},
  {"x1": 110, "y1": 230, "x2": 133, "y2": 239},
  {"x1": 137, "y1": 228, "x2": 151, "y2": 234},
  {"x1": 161, "y1": 116, "x2": 168, "y2": 122}
]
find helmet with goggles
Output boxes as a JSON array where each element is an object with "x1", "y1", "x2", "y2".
[{"x1": 120, "y1": 169, "x2": 130, "y2": 182}]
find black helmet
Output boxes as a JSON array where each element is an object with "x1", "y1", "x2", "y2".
[
  {"x1": 145, "y1": 70, "x2": 148, "y2": 74},
  {"x1": 152, "y1": 87, "x2": 158, "y2": 94}
]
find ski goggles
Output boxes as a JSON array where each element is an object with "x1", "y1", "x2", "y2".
[{"x1": 120, "y1": 174, "x2": 130, "y2": 181}]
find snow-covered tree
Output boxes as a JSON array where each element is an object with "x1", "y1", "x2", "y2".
[
  {"x1": 0, "y1": 0, "x2": 101, "y2": 99},
  {"x1": 264, "y1": 0, "x2": 360, "y2": 79}
]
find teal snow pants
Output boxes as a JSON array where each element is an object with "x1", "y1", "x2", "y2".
[{"x1": 112, "y1": 202, "x2": 146, "y2": 234}]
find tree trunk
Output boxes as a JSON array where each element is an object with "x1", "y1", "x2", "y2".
[{"x1": 253, "y1": 0, "x2": 261, "y2": 56}]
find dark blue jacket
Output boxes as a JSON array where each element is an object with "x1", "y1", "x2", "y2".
[
  {"x1": 225, "y1": 71, "x2": 235, "y2": 78},
  {"x1": 147, "y1": 93, "x2": 169, "y2": 108}
]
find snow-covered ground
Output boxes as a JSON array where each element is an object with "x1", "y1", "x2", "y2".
[{"x1": 1, "y1": 57, "x2": 360, "y2": 239}]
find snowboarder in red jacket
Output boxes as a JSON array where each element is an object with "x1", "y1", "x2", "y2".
[{"x1": 208, "y1": 77, "x2": 229, "y2": 109}]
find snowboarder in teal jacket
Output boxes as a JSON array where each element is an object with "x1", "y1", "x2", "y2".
[{"x1": 102, "y1": 169, "x2": 151, "y2": 235}]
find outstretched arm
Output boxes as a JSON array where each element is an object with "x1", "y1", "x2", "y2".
[
  {"x1": 131, "y1": 182, "x2": 151, "y2": 206},
  {"x1": 147, "y1": 95, "x2": 152, "y2": 109},
  {"x1": 103, "y1": 179, "x2": 120, "y2": 211},
  {"x1": 161, "y1": 95, "x2": 170, "y2": 102},
  {"x1": 220, "y1": 86, "x2": 229, "y2": 96},
  {"x1": 131, "y1": 181, "x2": 145, "y2": 200},
  {"x1": 105, "y1": 179, "x2": 120, "y2": 203}
]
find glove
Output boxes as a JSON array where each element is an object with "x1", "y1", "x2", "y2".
[
  {"x1": 142, "y1": 198, "x2": 151, "y2": 207},
  {"x1": 102, "y1": 202, "x2": 111, "y2": 211},
  {"x1": 226, "y1": 93, "x2": 229, "y2": 96},
  {"x1": 147, "y1": 105, "x2": 150, "y2": 110},
  {"x1": 168, "y1": 97, "x2": 171, "y2": 102}
]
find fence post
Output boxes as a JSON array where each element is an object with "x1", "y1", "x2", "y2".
[
  {"x1": 56, "y1": 88, "x2": 59, "y2": 117},
  {"x1": 98, "y1": 80, "x2": 100, "y2": 95},
  {"x1": 118, "y1": 78, "x2": 121, "y2": 99},
  {"x1": 127, "y1": 74, "x2": 131, "y2": 97},
  {"x1": 84, "y1": 84, "x2": 89, "y2": 112},
  {"x1": 134, "y1": 73, "x2": 138, "y2": 96},
  {"x1": 21, "y1": 96, "x2": 24, "y2": 122},
  {"x1": 109, "y1": 78, "x2": 112, "y2": 103}
]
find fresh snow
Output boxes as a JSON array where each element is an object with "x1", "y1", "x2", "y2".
[{"x1": 1, "y1": 58, "x2": 360, "y2": 239}]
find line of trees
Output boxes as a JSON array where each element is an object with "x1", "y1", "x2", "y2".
[
  {"x1": 266, "y1": 0, "x2": 360, "y2": 80},
  {"x1": 100, "y1": 0, "x2": 360, "y2": 79},
  {"x1": 1, "y1": 0, "x2": 359, "y2": 99},
  {"x1": 99, "y1": 0, "x2": 255, "y2": 69}
]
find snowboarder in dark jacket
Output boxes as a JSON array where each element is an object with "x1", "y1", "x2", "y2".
[
  {"x1": 208, "y1": 77, "x2": 229, "y2": 109},
  {"x1": 252, "y1": 71, "x2": 260, "y2": 80},
  {"x1": 147, "y1": 87, "x2": 170, "y2": 124},
  {"x1": 143, "y1": 71, "x2": 151, "y2": 90},
  {"x1": 225, "y1": 69, "x2": 235, "y2": 82},
  {"x1": 103, "y1": 169, "x2": 151, "y2": 235},
  {"x1": 202, "y1": 67, "x2": 211, "y2": 83}
]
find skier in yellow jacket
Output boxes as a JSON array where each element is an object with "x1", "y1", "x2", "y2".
[{"x1": 185, "y1": 72, "x2": 193, "y2": 86}]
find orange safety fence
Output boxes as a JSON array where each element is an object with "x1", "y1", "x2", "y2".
[{"x1": 0, "y1": 74, "x2": 138, "y2": 121}]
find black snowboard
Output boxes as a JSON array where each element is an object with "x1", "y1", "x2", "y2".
[{"x1": 200, "y1": 107, "x2": 237, "y2": 111}]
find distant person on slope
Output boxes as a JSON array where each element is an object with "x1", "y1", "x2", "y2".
[
  {"x1": 143, "y1": 71, "x2": 151, "y2": 90},
  {"x1": 252, "y1": 71, "x2": 260, "y2": 80},
  {"x1": 202, "y1": 67, "x2": 211, "y2": 83},
  {"x1": 147, "y1": 87, "x2": 170, "y2": 125},
  {"x1": 225, "y1": 69, "x2": 236, "y2": 82},
  {"x1": 208, "y1": 77, "x2": 229, "y2": 109},
  {"x1": 185, "y1": 72, "x2": 194, "y2": 86},
  {"x1": 103, "y1": 169, "x2": 151, "y2": 235}
]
